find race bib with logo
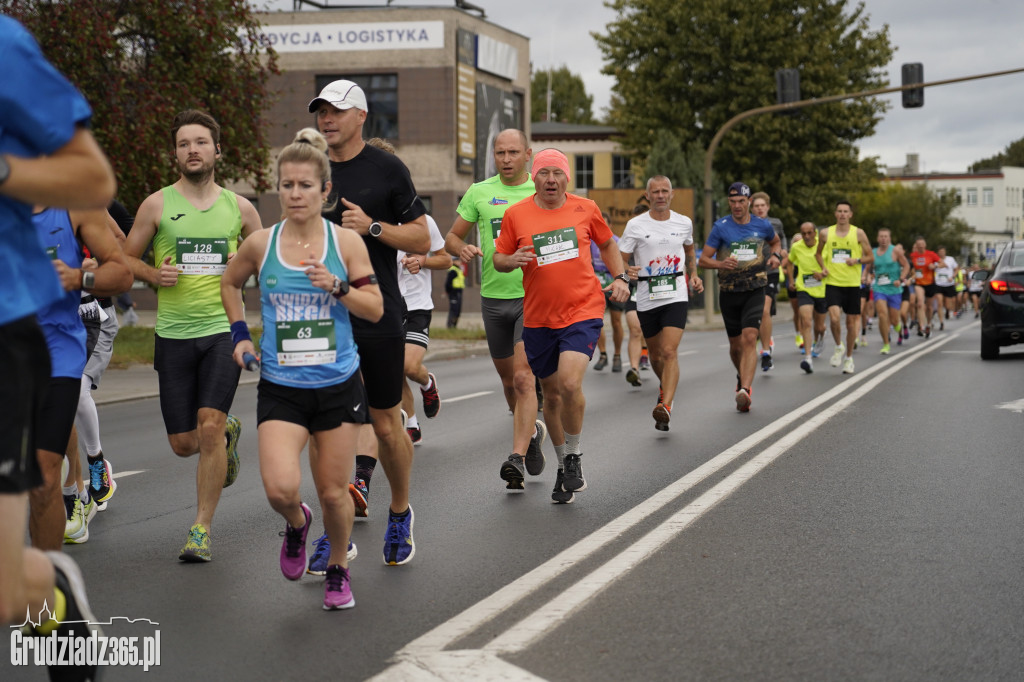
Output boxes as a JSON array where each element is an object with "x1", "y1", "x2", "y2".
[
  {"x1": 729, "y1": 240, "x2": 758, "y2": 262},
  {"x1": 532, "y1": 227, "x2": 580, "y2": 266},
  {"x1": 276, "y1": 319, "x2": 336, "y2": 366},
  {"x1": 176, "y1": 237, "x2": 229, "y2": 275},
  {"x1": 648, "y1": 274, "x2": 678, "y2": 300},
  {"x1": 802, "y1": 273, "x2": 822, "y2": 288},
  {"x1": 831, "y1": 248, "x2": 852, "y2": 264}
]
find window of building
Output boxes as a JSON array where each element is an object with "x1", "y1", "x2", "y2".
[
  {"x1": 575, "y1": 155, "x2": 594, "y2": 191},
  {"x1": 954, "y1": 189, "x2": 962, "y2": 205},
  {"x1": 983, "y1": 187, "x2": 994, "y2": 206},
  {"x1": 966, "y1": 188, "x2": 978, "y2": 206},
  {"x1": 315, "y1": 74, "x2": 398, "y2": 140},
  {"x1": 612, "y1": 154, "x2": 633, "y2": 188}
]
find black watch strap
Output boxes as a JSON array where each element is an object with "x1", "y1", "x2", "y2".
[{"x1": 0, "y1": 155, "x2": 10, "y2": 187}]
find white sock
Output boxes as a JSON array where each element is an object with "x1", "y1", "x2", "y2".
[
  {"x1": 407, "y1": 415, "x2": 419, "y2": 429},
  {"x1": 63, "y1": 483, "x2": 76, "y2": 498},
  {"x1": 565, "y1": 432, "x2": 582, "y2": 455},
  {"x1": 554, "y1": 443, "x2": 566, "y2": 468}
]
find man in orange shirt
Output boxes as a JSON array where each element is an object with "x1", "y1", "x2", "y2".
[
  {"x1": 494, "y1": 149, "x2": 630, "y2": 503},
  {"x1": 908, "y1": 236, "x2": 941, "y2": 338}
]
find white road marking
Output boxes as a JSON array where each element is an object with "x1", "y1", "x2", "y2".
[
  {"x1": 112, "y1": 470, "x2": 145, "y2": 479},
  {"x1": 941, "y1": 350, "x2": 977, "y2": 353},
  {"x1": 995, "y1": 398, "x2": 1024, "y2": 414},
  {"x1": 443, "y1": 391, "x2": 493, "y2": 404},
  {"x1": 375, "y1": 331, "x2": 965, "y2": 680}
]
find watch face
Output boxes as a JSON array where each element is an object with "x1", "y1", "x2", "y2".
[{"x1": 369, "y1": 222, "x2": 382, "y2": 237}]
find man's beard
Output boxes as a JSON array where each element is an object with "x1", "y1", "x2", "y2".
[{"x1": 179, "y1": 160, "x2": 214, "y2": 184}]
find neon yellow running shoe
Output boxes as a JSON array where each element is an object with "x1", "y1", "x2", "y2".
[
  {"x1": 224, "y1": 414, "x2": 241, "y2": 488},
  {"x1": 179, "y1": 523, "x2": 212, "y2": 562}
]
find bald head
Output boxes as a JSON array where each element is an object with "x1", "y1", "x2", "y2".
[{"x1": 492, "y1": 128, "x2": 531, "y2": 185}]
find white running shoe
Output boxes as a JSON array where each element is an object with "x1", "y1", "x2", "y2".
[
  {"x1": 830, "y1": 344, "x2": 845, "y2": 367},
  {"x1": 842, "y1": 356, "x2": 855, "y2": 374}
]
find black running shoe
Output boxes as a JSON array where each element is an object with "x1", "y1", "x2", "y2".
[
  {"x1": 407, "y1": 426, "x2": 422, "y2": 446},
  {"x1": 420, "y1": 373, "x2": 440, "y2": 419},
  {"x1": 500, "y1": 454, "x2": 525, "y2": 490},
  {"x1": 525, "y1": 420, "x2": 547, "y2": 476},
  {"x1": 562, "y1": 454, "x2": 586, "y2": 492},
  {"x1": 760, "y1": 352, "x2": 773, "y2": 372},
  {"x1": 625, "y1": 367, "x2": 641, "y2": 387},
  {"x1": 551, "y1": 468, "x2": 574, "y2": 504}
]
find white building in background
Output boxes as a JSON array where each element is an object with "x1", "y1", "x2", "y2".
[{"x1": 885, "y1": 154, "x2": 1024, "y2": 264}]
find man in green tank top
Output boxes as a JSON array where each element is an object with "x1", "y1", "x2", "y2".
[
  {"x1": 814, "y1": 201, "x2": 873, "y2": 375},
  {"x1": 123, "y1": 110, "x2": 263, "y2": 562},
  {"x1": 445, "y1": 129, "x2": 551, "y2": 494}
]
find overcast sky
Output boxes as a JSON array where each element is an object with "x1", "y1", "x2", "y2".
[{"x1": 261, "y1": 0, "x2": 1024, "y2": 173}]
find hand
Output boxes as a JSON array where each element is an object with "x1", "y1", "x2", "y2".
[
  {"x1": 626, "y1": 265, "x2": 641, "y2": 280},
  {"x1": 459, "y1": 244, "x2": 483, "y2": 264},
  {"x1": 508, "y1": 244, "x2": 536, "y2": 269},
  {"x1": 301, "y1": 255, "x2": 335, "y2": 292},
  {"x1": 232, "y1": 339, "x2": 257, "y2": 369},
  {"x1": 719, "y1": 255, "x2": 739, "y2": 271},
  {"x1": 845, "y1": 257, "x2": 858, "y2": 266},
  {"x1": 52, "y1": 261, "x2": 81, "y2": 292},
  {"x1": 157, "y1": 256, "x2": 178, "y2": 287},
  {"x1": 690, "y1": 275, "x2": 704, "y2": 294},
  {"x1": 609, "y1": 278, "x2": 630, "y2": 302},
  {"x1": 820, "y1": 267, "x2": 830, "y2": 278},
  {"x1": 402, "y1": 254, "x2": 422, "y2": 274},
  {"x1": 340, "y1": 198, "x2": 370, "y2": 236}
]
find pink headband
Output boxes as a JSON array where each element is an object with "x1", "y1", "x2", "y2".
[{"x1": 532, "y1": 149, "x2": 571, "y2": 182}]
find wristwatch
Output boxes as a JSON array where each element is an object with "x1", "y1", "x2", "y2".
[
  {"x1": 0, "y1": 155, "x2": 10, "y2": 187},
  {"x1": 81, "y1": 270, "x2": 95, "y2": 290},
  {"x1": 615, "y1": 273, "x2": 630, "y2": 284},
  {"x1": 368, "y1": 221, "x2": 383, "y2": 238},
  {"x1": 331, "y1": 275, "x2": 350, "y2": 298}
]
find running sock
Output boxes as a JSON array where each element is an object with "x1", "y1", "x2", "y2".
[
  {"x1": 355, "y1": 455, "x2": 377, "y2": 484},
  {"x1": 565, "y1": 432, "x2": 581, "y2": 456},
  {"x1": 554, "y1": 443, "x2": 566, "y2": 468},
  {"x1": 78, "y1": 487, "x2": 91, "y2": 504},
  {"x1": 407, "y1": 415, "x2": 419, "y2": 429},
  {"x1": 422, "y1": 375, "x2": 434, "y2": 391},
  {"x1": 388, "y1": 506, "x2": 410, "y2": 518},
  {"x1": 63, "y1": 483, "x2": 77, "y2": 498}
]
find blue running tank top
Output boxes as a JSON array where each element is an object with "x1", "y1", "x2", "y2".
[
  {"x1": 32, "y1": 208, "x2": 87, "y2": 378},
  {"x1": 871, "y1": 244, "x2": 902, "y2": 296},
  {"x1": 258, "y1": 219, "x2": 360, "y2": 388}
]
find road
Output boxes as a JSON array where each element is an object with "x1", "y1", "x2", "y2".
[{"x1": 5, "y1": 318, "x2": 1023, "y2": 681}]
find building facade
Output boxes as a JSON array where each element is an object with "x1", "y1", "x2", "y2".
[{"x1": 886, "y1": 155, "x2": 1024, "y2": 264}]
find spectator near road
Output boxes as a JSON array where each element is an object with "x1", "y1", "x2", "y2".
[
  {"x1": 494, "y1": 148, "x2": 630, "y2": 502},
  {"x1": 221, "y1": 128, "x2": 382, "y2": 611},
  {"x1": 444, "y1": 262, "x2": 465, "y2": 328},
  {"x1": 445, "y1": 129, "x2": 549, "y2": 490},
  {"x1": 0, "y1": 15, "x2": 118, "y2": 680},
  {"x1": 698, "y1": 182, "x2": 783, "y2": 412},
  {"x1": 123, "y1": 109, "x2": 263, "y2": 562}
]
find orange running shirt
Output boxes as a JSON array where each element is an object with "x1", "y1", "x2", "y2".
[
  {"x1": 909, "y1": 249, "x2": 941, "y2": 287},
  {"x1": 495, "y1": 193, "x2": 613, "y2": 329}
]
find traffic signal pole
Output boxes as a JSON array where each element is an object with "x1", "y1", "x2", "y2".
[{"x1": 700, "y1": 66, "x2": 1024, "y2": 325}]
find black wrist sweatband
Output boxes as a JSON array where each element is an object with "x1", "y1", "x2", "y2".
[{"x1": 230, "y1": 320, "x2": 251, "y2": 346}]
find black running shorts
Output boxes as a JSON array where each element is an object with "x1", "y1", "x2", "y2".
[
  {"x1": 354, "y1": 333, "x2": 404, "y2": 410},
  {"x1": 155, "y1": 332, "x2": 241, "y2": 435},
  {"x1": 0, "y1": 316, "x2": 49, "y2": 493},
  {"x1": 257, "y1": 373, "x2": 370, "y2": 432},
  {"x1": 719, "y1": 288, "x2": 766, "y2": 338}
]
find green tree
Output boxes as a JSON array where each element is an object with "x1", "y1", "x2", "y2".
[
  {"x1": 848, "y1": 182, "x2": 970, "y2": 253},
  {"x1": 531, "y1": 66, "x2": 596, "y2": 124},
  {"x1": 595, "y1": 0, "x2": 893, "y2": 238},
  {"x1": 2, "y1": 0, "x2": 279, "y2": 213},
  {"x1": 971, "y1": 137, "x2": 1024, "y2": 172},
  {"x1": 644, "y1": 129, "x2": 721, "y2": 230}
]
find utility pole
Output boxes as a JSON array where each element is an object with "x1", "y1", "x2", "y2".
[{"x1": 700, "y1": 66, "x2": 1024, "y2": 325}]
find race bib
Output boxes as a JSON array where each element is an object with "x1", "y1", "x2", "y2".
[
  {"x1": 490, "y1": 217, "x2": 502, "y2": 247},
  {"x1": 802, "y1": 273, "x2": 822, "y2": 288},
  {"x1": 532, "y1": 227, "x2": 579, "y2": 266},
  {"x1": 276, "y1": 319, "x2": 336, "y2": 366},
  {"x1": 876, "y1": 274, "x2": 892, "y2": 286},
  {"x1": 914, "y1": 269, "x2": 924, "y2": 281},
  {"x1": 648, "y1": 274, "x2": 677, "y2": 300},
  {"x1": 176, "y1": 237, "x2": 229, "y2": 275},
  {"x1": 729, "y1": 240, "x2": 757, "y2": 262},
  {"x1": 831, "y1": 248, "x2": 852, "y2": 264}
]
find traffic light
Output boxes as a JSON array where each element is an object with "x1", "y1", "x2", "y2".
[
  {"x1": 775, "y1": 68, "x2": 800, "y2": 105},
  {"x1": 902, "y1": 63, "x2": 924, "y2": 108}
]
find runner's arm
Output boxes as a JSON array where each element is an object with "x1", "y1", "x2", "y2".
[
  {"x1": 1, "y1": 128, "x2": 115, "y2": 209},
  {"x1": 334, "y1": 228, "x2": 383, "y2": 323},
  {"x1": 445, "y1": 215, "x2": 483, "y2": 264},
  {"x1": 66, "y1": 208, "x2": 133, "y2": 297},
  {"x1": 123, "y1": 193, "x2": 174, "y2": 287},
  {"x1": 237, "y1": 196, "x2": 264, "y2": 240}
]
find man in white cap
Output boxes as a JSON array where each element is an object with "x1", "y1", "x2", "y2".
[
  {"x1": 697, "y1": 182, "x2": 783, "y2": 412},
  {"x1": 308, "y1": 80, "x2": 430, "y2": 566},
  {"x1": 494, "y1": 148, "x2": 630, "y2": 503}
]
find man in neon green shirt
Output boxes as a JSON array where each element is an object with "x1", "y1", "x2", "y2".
[
  {"x1": 444, "y1": 129, "x2": 550, "y2": 494},
  {"x1": 124, "y1": 110, "x2": 262, "y2": 562},
  {"x1": 814, "y1": 200, "x2": 873, "y2": 375}
]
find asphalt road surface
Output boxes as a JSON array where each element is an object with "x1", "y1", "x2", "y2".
[{"x1": 5, "y1": 317, "x2": 1023, "y2": 681}]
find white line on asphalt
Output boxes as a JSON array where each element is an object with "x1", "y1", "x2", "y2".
[
  {"x1": 942, "y1": 350, "x2": 977, "y2": 353},
  {"x1": 113, "y1": 470, "x2": 145, "y2": 479},
  {"x1": 443, "y1": 391, "x2": 493, "y2": 404},
  {"x1": 484, "y1": 330, "x2": 962, "y2": 654},
  {"x1": 379, "y1": 329, "x2": 965, "y2": 680}
]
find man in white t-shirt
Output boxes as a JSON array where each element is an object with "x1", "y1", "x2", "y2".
[
  {"x1": 618, "y1": 176, "x2": 703, "y2": 431},
  {"x1": 398, "y1": 215, "x2": 451, "y2": 444},
  {"x1": 934, "y1": 246, "x2": 958, "y2": 330}
]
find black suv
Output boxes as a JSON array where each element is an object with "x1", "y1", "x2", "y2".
[{"x1": 976, "y1": 240, "x2": 1024, "y2": 359}]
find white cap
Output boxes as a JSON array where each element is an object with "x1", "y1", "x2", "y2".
[{"x1": 308, "y1": 80, "x2": 368, "y2": 114}]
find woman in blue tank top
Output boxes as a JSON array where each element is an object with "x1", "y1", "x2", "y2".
[{"x1": 221, "y1": 129, "x2": 382, "y2": 611}]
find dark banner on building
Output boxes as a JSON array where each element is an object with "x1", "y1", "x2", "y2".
[
  {"x1": 475, "y1": 84, "x2": 522, "y2": 181},
  {"x1": 456, "y1": 29, "x2": 476, "y2": 175}
]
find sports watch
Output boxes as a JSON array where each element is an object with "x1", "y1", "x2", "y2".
[
  {"x1": 615, "y1": 273, "x2": 630, "y2": 284},
  {"x1": 368, "y1": 221, "x2": 383, "y2": 238},
  {"x1": 331, "y1": 275, "x2": 350, "y2": 298},
  {"x1": 81, "y1": 270, "x2": 96, "y2": 290}
]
